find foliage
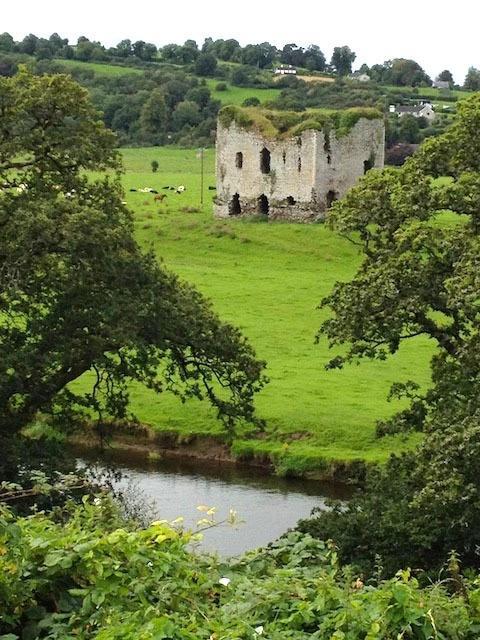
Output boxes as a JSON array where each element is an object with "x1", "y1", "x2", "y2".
[
  {"x1": 195, "y1": 53, "x2": 217, "y2": 77},
  {"x1": 369, "y1": 59, "x2": 432, "y2": 87},
  {"x1": 463, "y1": 67, "x2": 480, "y2": 91},
  {"x1": 330, "y1": 46, "x2": 356, "y2": 76},
  {"x1": 2, "y1": 498, "x2": 480, "y2": 639},
  {"x1": 0, "y1": 70, "x2": 265, "y2": 467},
  {"x1": 437, "y1": 69, "x2": 454, "y2": 86},
  {"x1": 280, "y1": 43, "x2": 327, "y2": 72},
  {"x1": 299, "y1": 93, "x2": 480, "y2": 573},
  {"x1": 218, "y1": 105, "x2": 383, "y2": 139}
]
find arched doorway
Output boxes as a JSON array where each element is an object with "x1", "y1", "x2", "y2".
[
  {"x1": 229, "y1": 193, "x2": 241, "y2": 215},
  {"x1": 326, "y1": 190, "x2": 338, "y2": 208},
  {"x1": 257, "y1": 194, "x2": 269, "y2": 215}
]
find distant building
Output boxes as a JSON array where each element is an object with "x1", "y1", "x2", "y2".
[
  {"x1": 215, "y1": 107, "x2": 385, "y2": 222},
  {"x1": 350, "y1": 73, "x2": 371, "y2": 82},
  {"x1": 433, "y1": 79, "x2": 451, "y2": 90},
  {"x1": 390, "y1": 102, "x2": 436, "y2": 123},
  {"x1": 274, "y1": 65, "x2": 297, "y2": 76}
]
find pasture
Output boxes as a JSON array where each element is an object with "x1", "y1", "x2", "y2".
[
  {"x1": 204, "y1": 79, "x2": 282, "y2": 105},
  {"x1": 52, "y1": 58, "x2": 143, "y2": 76},
  {"x1": 79, "y1": 147, "x2": 433, "y2": 474}
]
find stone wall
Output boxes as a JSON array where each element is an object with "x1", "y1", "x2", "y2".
[{"x1": 215, "y1": 117, "x2": 385, "y2": 222}]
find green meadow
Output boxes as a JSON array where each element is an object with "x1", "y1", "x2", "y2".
[
  {"x1": 52, "y1": 58, "x2": 143, "y2": 76},
  {"x1": 204, "y1": 79, "x2": 281, "y2": 105},
  {"x1": 78, "y1": 147, "x2": 433, "y2": 473}
]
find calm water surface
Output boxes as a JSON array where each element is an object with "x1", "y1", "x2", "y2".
[{"x1": 75, "y1": 446, "x2": 351, "y2": 557}]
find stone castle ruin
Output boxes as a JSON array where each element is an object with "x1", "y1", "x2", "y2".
[{"x1": 214, "y1": 106, "x2": 385, "y2": 221}]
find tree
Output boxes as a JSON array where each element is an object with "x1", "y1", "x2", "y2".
[
  {"x1": 464, "y1": 66, "x2": 480, "y2": 91},
  {"x1": 18, "y1": 33, "x2": 38, "y2": 56},
  {"x1": 151, "y1": 160, "x2": 159, "y2": 172},
  {"x1": 330, "y1": 46, "x2": 356, "y2": 76},
  {"x1": 172, "y1": 100, "x2": 201, "y2": 130},
  {"x1": 437, "y1": 69, "x2": 454, "y2": 85},
  {"x1": 0, "y1": 32, "x2": 15, "y2": 53},
  {"x1": 139, "y1": 88, "x2": 168, "y2": 138},
  {"x1": 0, "y1": 70, "x2": 265, "y2": 473},
  {"x1": 240, "y1": 43, "x2": 277, "y2": 69},
  {"x1": 398, "y1": 113, "x2": 420, "y2": 143},
  {"x1": 298, "y1": 93, "x2": 480, "y2": 574},
  {"x1": 194, "y1": 53, "x2": 217, "y2": 77},
  {"x1": 280, "y1": 43, "x2": 305, "y2": 68},
  {"x1": 369, "y1": 59, "x2": 431, "y2": 86},
  {"x1": 304, "y1": 45, "x2": 326, "y2": 72},
  {"x1": 115, "y1": 39, "x2": 132, "y2": 58}
]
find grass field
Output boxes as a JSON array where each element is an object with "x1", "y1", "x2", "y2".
[
  {"x1": 204, "y1": 79, "x2": 281, "y2": 105},
  {"x1": 76, "y1": 147, "x2": 433, "y2": 473},
  {"x1": 53, "y1": 59, "x2": 143, "y2": 76}
]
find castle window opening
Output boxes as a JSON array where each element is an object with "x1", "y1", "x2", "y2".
[
  {"x1": 327, "y1": 154, "x2": 331, "y2": 165},
  {"x1": 235, "y1": 152, "x2": 243, "y2": 169},
  {"x1": 296, "y1": 137, "x2": 302, "y2": 147},
  {"x1": 326, "y1": 190, "x2": 338, "y2": 208},
  {"x1": 363, "y1": 158, "x2": 374, "y2": 174},
  {"x1": 286, "y1": 196, "x2": 296, "y2": 205},
  {"x1": 257, "y1": 194, "x2": 269, "y2": 215},
  {"x1": 282, "y1": 150, "x2": 286, "y2": 164},
  {"x1": 298, "y1": 157, "x2": 302, "y2": 172},
  {"x1": 229, "y1": 193, "x2": 241, "y2": 215},
  {"x1": 260, "y1": 147, "x2": 271, "y2": 174}
]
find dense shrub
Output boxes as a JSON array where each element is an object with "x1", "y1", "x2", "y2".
[{"x1": 1, "y1": 498, "x2": 479, "y2": 639}]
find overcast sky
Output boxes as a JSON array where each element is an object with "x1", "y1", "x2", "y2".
[{"x1": 3, "y1": 0, "x2": 478, "y2": 83}]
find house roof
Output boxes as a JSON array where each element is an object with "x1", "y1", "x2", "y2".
[{"x1": 396, "y1": 103, "x2": 433, "y2": 115}]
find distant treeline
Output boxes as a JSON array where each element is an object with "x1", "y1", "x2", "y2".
[
  {"x1": 0, "y1": 31, "x2": 450, "y2": 84},
  {"x1": 0, "y1": 32, "x2": 469, "y2": 154}
]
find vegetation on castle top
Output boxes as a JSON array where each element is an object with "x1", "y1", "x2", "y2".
[{"x1": 218, "y1": 104, "x2": 383, "y2": 139}]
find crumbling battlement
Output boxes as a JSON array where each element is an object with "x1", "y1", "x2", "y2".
[{"x1": 214, "y1": 107, "x2": 385, "y2": 222}]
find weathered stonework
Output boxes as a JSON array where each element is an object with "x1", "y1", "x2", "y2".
[{"x1": 215, "y1": 116, "x2": 385, "y2": 222}]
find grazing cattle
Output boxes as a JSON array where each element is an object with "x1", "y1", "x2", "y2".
[
  {"x1": 176, "y1": 185, "x2": 186, "y2": 193},
  {"x1": 129, "y1": 188, "x2": 137, "y2": 192},
  {"x1": 150, "y1": 189, "x2": 158, "y2": 194},
  {"x1": 154, "y1": 194, "x2": 167, "y2": 203}
]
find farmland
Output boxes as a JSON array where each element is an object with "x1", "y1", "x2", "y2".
[
  {"x1": 204, "y1": 78, "x2": 281, "y2": 105},
  {"x1": 75, "y1": 146, "x2": 434, "y2": 474}
]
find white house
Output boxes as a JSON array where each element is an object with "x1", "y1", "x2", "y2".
[
  {"x1": 433, "y1": 79, "x2": 451, "y2": 90},
  {"x1": 274, "y1": 65, "x2": 297, "y2": 76},
  {"x1": 391, "y1": 102, "x2": 436, "y2": 123}
]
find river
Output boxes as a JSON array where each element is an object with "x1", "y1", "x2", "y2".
[{"x1": 75, "y1": 445, "x2": 351, "y2": 557}]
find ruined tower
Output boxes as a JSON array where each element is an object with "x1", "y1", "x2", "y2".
[{"x1": 215, "y1": 106, "x2": 385, "y2": 221}]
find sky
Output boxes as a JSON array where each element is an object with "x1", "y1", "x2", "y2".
[{"x1": 3, "y1": 0, "x2": 478, "y2": 84}]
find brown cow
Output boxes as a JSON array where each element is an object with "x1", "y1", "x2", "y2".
[{"x1": 154, "y1": 194, "x2": 167, "y2": 203}]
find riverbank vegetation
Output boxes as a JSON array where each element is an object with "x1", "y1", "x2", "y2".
[
  {"x1": 298, "y1": 94, "x2": 480, "y2": 574},
  {"x1": 3, "y1": 493, "x2": 480, "y2": 639}
]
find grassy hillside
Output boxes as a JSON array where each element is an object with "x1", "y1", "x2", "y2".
[
  {"x1": 204, "y1": 79, "x2": 281, "y2": 105},
  {"x1": 75, "y1": 146, "x2": 434, "y2": 474},
  {"x1": 53, "y1": 58, "x2": 143, "y2": 76}
]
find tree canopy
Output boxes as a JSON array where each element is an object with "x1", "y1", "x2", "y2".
[
  {"x1": 299, "y1": 93, "x2": 480, "y2": 573},
  {"x1": 0, "y1": 70, "x2": 265, "y2": 467}
]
